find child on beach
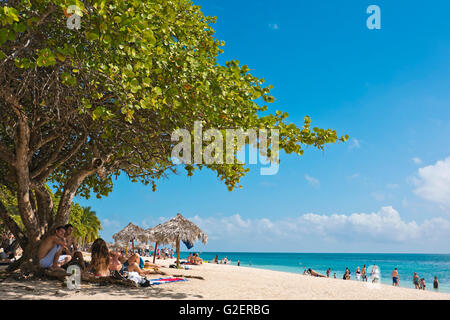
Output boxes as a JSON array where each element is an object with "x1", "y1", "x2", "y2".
[{"x1": 420, "y1": 278, "x2": 426, "y2": 290}]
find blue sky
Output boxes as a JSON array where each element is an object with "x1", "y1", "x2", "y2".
[{"x1": 76, "y1": 0, "x2": 450, "y2": 253}]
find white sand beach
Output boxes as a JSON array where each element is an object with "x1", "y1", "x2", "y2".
[{"x1": 1, "y1": 257, "x2": 449, "y2": 300}]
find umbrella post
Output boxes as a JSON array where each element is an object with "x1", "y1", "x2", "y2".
[
  {"x1": 176, "y1": 236, "x2": 180, "y2": 268},
  {"x1": 153, "y1": 241, "x2": 158, "y2": 264},
  {"x1": 132, "y1": 238, "x2": 135, "y2": 252}
]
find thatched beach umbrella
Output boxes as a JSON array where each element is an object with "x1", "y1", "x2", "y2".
[
  {"x1": 112, "y1": 222, "x2": 149, "y2": 252},
  {"x1": 109, "y1": 241, "x2": 126, "y2": 251},
  {"x1": 148, "y1": 213, "x2": 207, "y2": 268}
]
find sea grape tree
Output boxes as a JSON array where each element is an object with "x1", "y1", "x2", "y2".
[{"x1": 0, "y1": 0, "x2": 347, "y2": 271}]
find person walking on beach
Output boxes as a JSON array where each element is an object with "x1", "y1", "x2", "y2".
[
  {"x1": 326, "y1": 268, "x2": 331, "y2": 278},
  {"x1": 392, "y1": 268, "x2": 399, "y2": 286},
  {"x1": 361, "y1": 265, "x2": 367, "y2": 282},
  {"x1": 355, "y1": 267, "x2": 361, "y2": 281},
  {"x1": 413, "y1": 272, "x2": 420, "y2": 289},
  {"x1": 433, "y1": 276, "x2": 439, "y2": 290}
]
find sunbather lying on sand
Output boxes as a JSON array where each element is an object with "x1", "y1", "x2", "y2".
[
  {"x1": 143, "y1": 261, "x2": 160, "y2": 270},
  {"x1": 308, "y1": 268, "x2": 326, "y2": 278},
  {"x1": 123, "y1": 253, "x2": 154, "y2": 276}
]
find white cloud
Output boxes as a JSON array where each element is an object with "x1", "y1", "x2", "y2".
[
  {"x1": 370, "y1": 192, "x2": 385, "y2": 201},
  {"x1": 186, "y1": 207, "x2": 450, "y2": 252},
  {"x1": 305, "y1": 174, "x2": 320, "y2": 187},
  {"x1": 348, "y1": 138, "x2": 361, "y2": 150},
  {"x1": 386, "y1": 184, "x2": 399, "y2": 189},
  {"x1": 413, "y1": 157, "x2": 450, "y2": 206},
  {"x1": 102, "y1": 218, "x2": 120, "y2": 228},
  {"x1": 268, "y1": 23, "x2": 279, "y2": 30},
  {"x1": 412, "y1": 157, "x2": 422, "y2": 165}
]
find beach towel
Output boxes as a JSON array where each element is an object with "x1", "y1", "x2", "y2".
[{"x1": 149, "y1": 277, "x2": 187, "y2": 285}]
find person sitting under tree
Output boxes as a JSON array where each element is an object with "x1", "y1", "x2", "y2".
[{"x1": 37, "y1": 226, "x2": 72, "y2": 270}]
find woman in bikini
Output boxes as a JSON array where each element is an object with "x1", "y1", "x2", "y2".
[{"x1": 89, "y1": 238, "x2": 110, "y2": 277}]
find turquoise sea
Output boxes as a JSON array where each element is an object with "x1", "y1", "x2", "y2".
[{"x1": 180, "y1": 252, "x2": 450, "y2": 293}]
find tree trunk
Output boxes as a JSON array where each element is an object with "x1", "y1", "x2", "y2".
[
  {"x1": 153, "y1": 241, "x2": 158, "y2": 264},
  {"x1": 6, "y1": 239, "x2": 40, "y2": 273},
  {"x1": 176, "y1": 236, "x2": 180, "y2": 268}
]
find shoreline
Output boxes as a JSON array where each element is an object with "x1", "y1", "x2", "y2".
[{"x1": 1, "y1": 257, "x2": 449, "y2": 300}]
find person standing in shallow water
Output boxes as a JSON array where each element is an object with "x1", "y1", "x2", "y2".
[
  {"x1": 361, "y1": 265, "x2": 367, "y2": 282},
  {"x1": 413, "y1": 272, "x2": 420, "y2": 289},
  {"x1": 355, "y1": 267, "x2": 361, "y2": 281},
  {"x1": 433, "y1": 276, "x2": 439, "y2": 290},
  {"x1": 392, "y1": 268, "x2": 399, "y2": 286}
]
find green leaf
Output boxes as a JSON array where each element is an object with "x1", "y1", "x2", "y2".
[
  {"x1": 86, "y1": 32, "x2": 99, "y2": 41},
  {"x1": 153, "y1": 86, "x2": 162, "y2": 96},
  {"x1": 0, "y1": 28, "x2": 11, "y2": 44},
  {"x1": 13, "y1": 22, "x2": 27, "y2": 33},
  {"x1": 36, "y1": 48, "x2": 56, "y2": 67}
]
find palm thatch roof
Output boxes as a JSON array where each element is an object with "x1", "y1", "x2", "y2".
[
  {"x1": 108, "y1": 241, "x2": 126, "y2": 250},
  {"x1": 134, "y1": 243, "x2": 153, "y2": 250},
  {"x1": 112, "y1": 222, "x2": 149, "y2": 243},
  {"x1": 146, "y1": 213, "x2": 207, "y2": 245}
]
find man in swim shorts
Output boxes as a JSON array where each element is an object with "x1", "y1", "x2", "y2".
[
  {"x1": 392, "y1": 268, "x2": 399, "y2": 286},
  {"x1": 37, "y1": 226, "x2": 71, "y2": 270}
]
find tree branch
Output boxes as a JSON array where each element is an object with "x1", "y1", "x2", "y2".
[
  {"x1": 31, "y1": 182, "x2": 54, "y2": 232},
  {"x1": 0, "y1": 200, "x2": 26, "y2": 246},
  {"x1": 32, "y1": 130, "x2": 88, "y2": 181}
]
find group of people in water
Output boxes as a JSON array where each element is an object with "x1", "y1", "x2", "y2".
[
  {"x1": 36, "y1": 224, "x2": 159, "y2": 279},
  {"x1": 304, "y1": 264, "x2": 439, "y2": 290}
]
